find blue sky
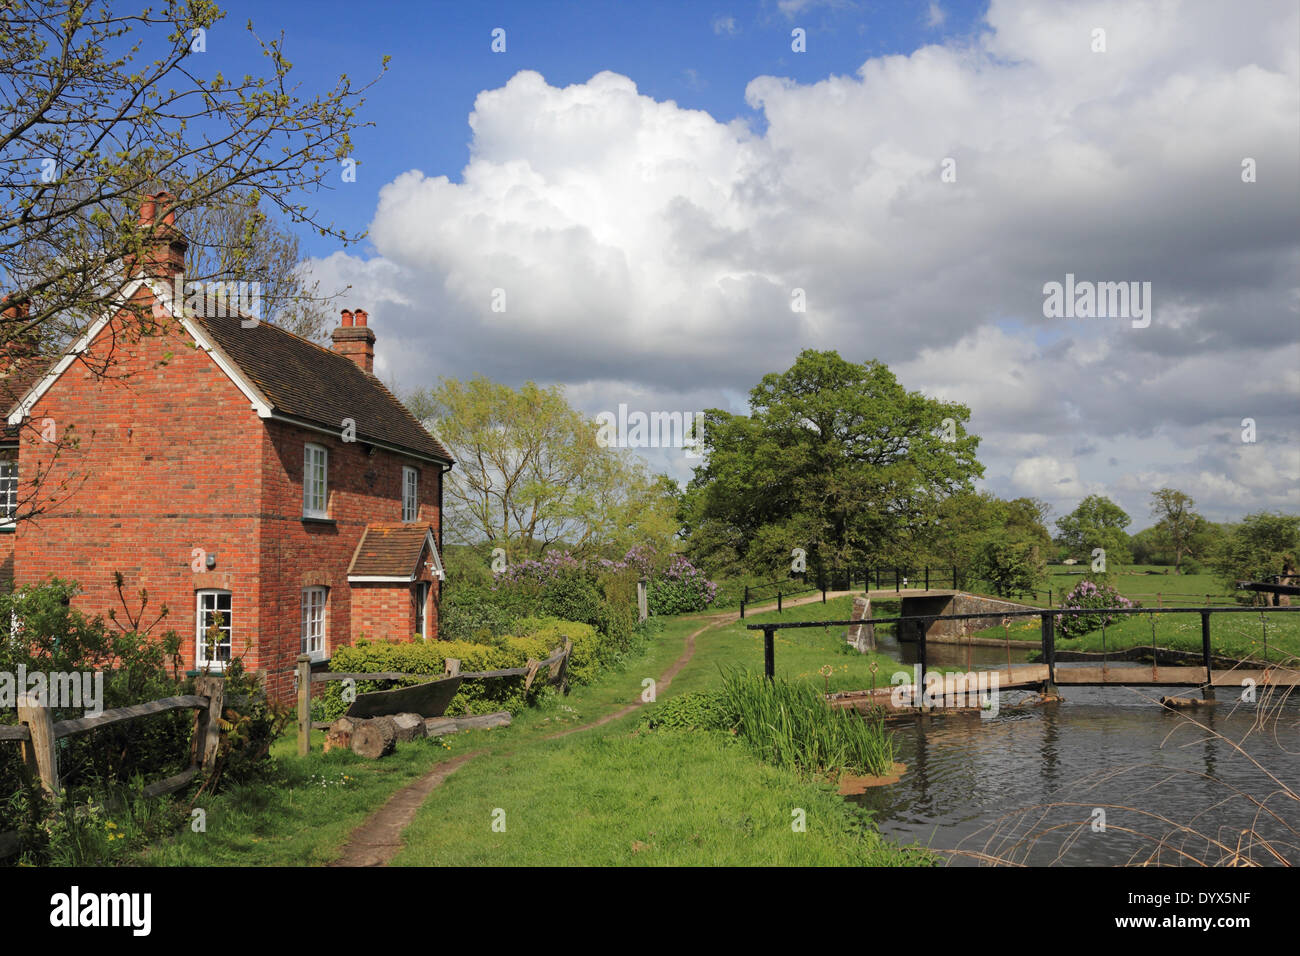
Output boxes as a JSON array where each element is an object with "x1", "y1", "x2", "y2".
[
  {"x1": 187, "y1": 0, "x2": 1298, "y2": 524},
  {"x1": 213, "y1": 0, "x2": 986, "y2": 258}
]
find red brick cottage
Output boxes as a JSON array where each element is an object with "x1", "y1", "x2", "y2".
[{"x1": 0, "y1": 199, "x2": 453, "y2": 701}]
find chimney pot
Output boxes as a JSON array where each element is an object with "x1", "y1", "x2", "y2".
[{"x1": 331, "y1": 306, "x2": 375, "y2": 374}]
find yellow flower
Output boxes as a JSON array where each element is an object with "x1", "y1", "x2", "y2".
[{"x1": 105, "y1": 821, "x2": 117, "y2": 830}]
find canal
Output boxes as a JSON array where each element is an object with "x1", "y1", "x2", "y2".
[{"x1": 848, "y1": 629, "x2": 1300, "y2": 865}]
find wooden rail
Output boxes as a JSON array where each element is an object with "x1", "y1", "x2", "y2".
[
  {"x1": 0, "y1": 674, "x2": 226, "y2": 861},
  {"x1": 747, "y1": 604, "x2": 1300, "y2": 698},
  {"x1": 296, "y1": 643, "x2": 573, "y2": 755}
]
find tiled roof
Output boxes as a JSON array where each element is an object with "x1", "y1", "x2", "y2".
[
  {"x1": 192, "y1": 314, "x2": 452, "y2": 464},
  {"x1": 348, "y1": 524, "x2": 435, "y2": 577}
]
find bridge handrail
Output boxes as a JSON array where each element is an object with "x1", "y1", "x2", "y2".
[{"x1": 743, "y1": 603, "x2": 1300, "y2": 631}]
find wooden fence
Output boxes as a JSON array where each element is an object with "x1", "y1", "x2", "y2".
[
  {"x1": 295, "y1": 641, "x2": 573, "y2": 755},
  {"x1": 0, "y1": 674, "x2": 227, "y2": 860}
]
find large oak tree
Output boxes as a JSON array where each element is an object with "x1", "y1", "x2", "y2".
[{"x1": 679, "y1": 349, "x2": 982, "y2": 585}]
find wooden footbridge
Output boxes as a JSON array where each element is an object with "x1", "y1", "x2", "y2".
[{"x1": 746, "y1": 604, "x2": 1300, "y2": 703}]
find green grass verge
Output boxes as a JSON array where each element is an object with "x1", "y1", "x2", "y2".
[
  {"x1": 134, "y1": 605, "x2": 926, "y2": 866},
  {"x1": 390, "y1": 727, "x2": 925, "y2": 866}
]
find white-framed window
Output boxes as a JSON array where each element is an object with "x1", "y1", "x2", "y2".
[
  {"x1": 402, "y1": 466, "x2": 419, "y2": 522},
  {"x1": 0, "y1": 458, "x2": 15, "y2": 527},
  {"x1": 303, "y1": 443, "x2": 328, "y2": 518},
  {"x1": 196, "y1": 590, "x2": 233, "y2": 670},
  {"x1": 301, "y1": 587, "x2": 327, "y2": 661},
  {"x1": 414, "y1": 581, "x2": 430, "y2": 638}
]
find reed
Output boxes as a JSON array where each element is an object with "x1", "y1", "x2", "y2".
[{"x1": 720, "y1": 669, "x2": 896, "y2": 777}]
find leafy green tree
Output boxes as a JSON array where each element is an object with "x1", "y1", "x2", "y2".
[
  {"x1": 972, "y1": 539, "x2": 1046, "y2": 598},
  {"x1": 1055, "y1": 495, "x2": 1133, "y2": 571},
  {"x1": 1214, "y1": 512, "x2": 1300, "y2": 601},
  {"x1": 406, "y1": 377, "x2": 679, "y2": 562},
  {"x1": 1149, "y1": 488, "x2": 1206, "y2": 573},
  {"x1": 681, "y1": 350, "x2": 983, "y2": 586}
]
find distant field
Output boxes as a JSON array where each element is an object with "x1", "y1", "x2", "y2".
[
  {"x1": 963, "y1": 566, "x2": 1298, "y2": 662},
  {"x1": 967, "y1": 565, "x2": 1238, "y2": 609}
]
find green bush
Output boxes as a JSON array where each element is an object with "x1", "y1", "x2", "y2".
[
  {"x1": 321, "y1": 631, "x2": 564, "y2": 721},
  {"x1": 0, "y1": 577, "x2": 284, "y2": 860},
  {"x1": 638, "y1": 691, "x2": 737, "y2": 732}
]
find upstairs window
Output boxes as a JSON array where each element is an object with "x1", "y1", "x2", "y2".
[
  {"x1": 196, "y1": 590, "x2": 233, "y2": 669},
  {"x1": 0, "y1": 459, "x2": 15, "y2": 526},
  {"x1": 402, "y1": 466, "x2": 418, "y2": 522},
  {"x1": 303, "y1": 443, "x2": 328, "y2": 518}
]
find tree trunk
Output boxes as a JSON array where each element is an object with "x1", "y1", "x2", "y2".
[
  {"x1": 391, "y1": 712, "x2": 427, "y2": 742},
  {"x1": 350, "y1": 717, "x2": 397, "y2": 759},
  {"x1": 324, "y1": 715, "x2": 363, "y2": 754}
]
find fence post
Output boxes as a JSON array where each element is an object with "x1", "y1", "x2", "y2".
[
  {"x1": 637, "y1": 579, "x2": 648, "y2": 623},
  {"x1": 925, "y1": 567, "x2": 930, "y2": 591},
  {"x1": 296, "y1": 654, "x2": 312, "y2": 757},
  {"x1": 17, "y1": 694, "x2": 58, "y2": 798},
  {"x1": 1040, "y1": 612, "x2": 1057, "y2": 693},
  {"x1": 953, "y1": 566, "x2": 958, "y2": 590},
  {"x1": 777, "y1": 591, "x2": 783, "y2": 614},
  {"x1": 1157, "y1": 592, "x2": 1162, "y2": 608},
  {"x1": 1200, "y1": 611, "x2": 1215, "y2": 701},
  {"x1": 822, "y1": 587, "x2": 826, "y2": 604},
  {"x1": 895, "y1": 569, "x2": 901, "y2": 593},
  {"x1": 194, "y1": 674, "x2": 226, "y2": 773},
  {"x1": 764, "y1": 626, "x2": 776, "y2": 680},
  {"x1": 739, "y1": 601, "x2": 745, "y2": 619},
  {"x1": 917, "y1": 620, "x2": 928, "y2": 711}
]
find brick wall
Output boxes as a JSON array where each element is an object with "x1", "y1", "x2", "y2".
[
  {"x1": 256, "y1": 420, "x2": 443, "y2": 699},
  {"x1": 13, "y1": 304, "x2": 265, "y2": 672},
  {"x1": 11, "y1": 295, "x2": 444, "y2": 703}
]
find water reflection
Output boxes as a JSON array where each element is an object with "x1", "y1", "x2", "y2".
[{"x1": 849, "y1": 636, "x2": 1300, "y2": 866}]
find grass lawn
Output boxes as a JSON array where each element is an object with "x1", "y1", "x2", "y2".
[
  {"x1": 392, "y1": 600, "x2": 926, "y2": 866},
  {"x1": 132, "y1": 606, "x2": 927, "y2": 866}
]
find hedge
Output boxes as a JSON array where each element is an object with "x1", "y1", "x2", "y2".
[{"x1": 319, "y1": 624, "x2": 598, "y2": 721}]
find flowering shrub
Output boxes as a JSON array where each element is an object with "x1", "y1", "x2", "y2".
[
  {"x1": 492, "y1": 546, "x2": 717, "y2": 618},
  {"x1": 1058, "y1": 580, "x2": 1137, "y2": 640},
  {"x1": 648, "y1": 555, "x2": 718, "y2": 615}
]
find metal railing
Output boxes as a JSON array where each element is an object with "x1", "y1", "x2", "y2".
[{"x1": 745, "y1": 604, "x2": 1300, "y2": 693}]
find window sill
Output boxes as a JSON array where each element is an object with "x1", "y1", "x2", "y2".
[
  {"x1": 302, "y1": 516, "x2": 336, "y2": 526},
  {"x1": 0, "y1": 523, "x2": 13, "y2": 534}
]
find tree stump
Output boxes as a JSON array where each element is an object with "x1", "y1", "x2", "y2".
[
  {"x1": 350, "y1": 716, "x2": 397, "y2": 759},
  {"x1": 391, "y1": 712, "x2": 427, "y2": 743},
  {"x1": 324, "y1": 715, "x2": 364, "y2": 754}
]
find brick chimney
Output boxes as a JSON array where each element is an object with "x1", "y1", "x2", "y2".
[
  {"x1": 129, "y1": 190, "x2": 187, "y2": 282},
  {"x1": 331, "y1": 307, "x2": 375, "y2": 374},
  {"x1": 1, "y1": 295, "x2": 34, "y2": 372}
]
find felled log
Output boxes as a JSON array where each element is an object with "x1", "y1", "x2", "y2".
[
  {"x1": 1160, "y1": 695, "x2": 1218, "y2": 710},
  {"x1": 350, "y1": 716, "x2": 397, "y2": 759},
  {"x1": 391, "y1": 712, "x2": 427, "y2": 743},
  {"x1": 424, "y1": 711, "x2": 512, "y2": 736},
  {"x1": 324, "y1": 715, "x2": 365, "y2": 754}
]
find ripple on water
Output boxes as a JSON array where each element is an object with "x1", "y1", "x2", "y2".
[{"x1": 848, "y1": 690, "x2": 1300, "y2": 866}]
